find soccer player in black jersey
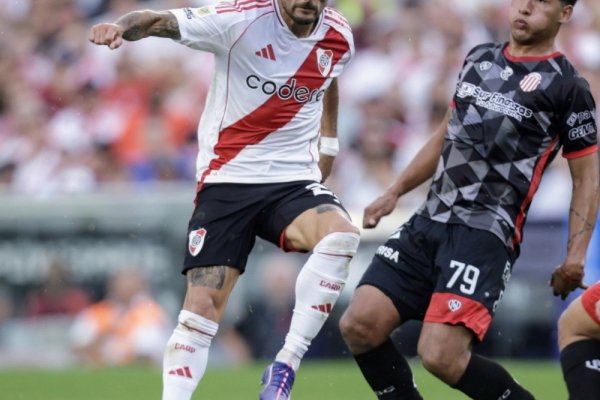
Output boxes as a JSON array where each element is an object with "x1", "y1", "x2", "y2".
[{"x1": 339, "y1": 0, "x2": 599, "y2": 399}]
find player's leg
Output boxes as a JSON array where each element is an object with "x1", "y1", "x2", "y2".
[
  {"x1": 162, "y1": 267, "x2": 240, "y2": 400},
  {"x1": 340, "y1": 285, "x2": 423, "y2": 400},
  {"x1": 420, "y1": 223, "x2": 534, "y2": 400},
  {"x1": 275, "y1": 203, "x2": 359, "y2": 370},
  {"x1": 341, "y1": 215, "x2": 436, "y2": 400},
  {"x1": 256, "y1": 181, "x2": 359, "y2": 399},
  {"x1": 162, "y1": 183, "x2": 259, "y2": 400},
  {"x1": 558, "y1": 283, "x2": 600, "y2": 400}
]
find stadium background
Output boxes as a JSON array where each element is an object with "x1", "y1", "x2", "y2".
[{"x1": 0, "y1": 0, "x2": 599, "y2": 398}]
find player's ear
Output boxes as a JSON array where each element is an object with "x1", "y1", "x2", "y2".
[{"x1": 558, "y1": 3, "x2": 574, "y2": 24}]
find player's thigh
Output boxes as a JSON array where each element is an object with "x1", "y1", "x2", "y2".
[
  {"x1": 341, "y1": 284, "x2": 401, "y2": 342},
  {"x1": 356, "y1": 215, "x2": 437, "y2": 323},
  {"x1": 184, "y1": 183, "x2": 263, "y2": 275},
  {"x1": 559, "y1": 284, "x2": 600, "y2": 349},
  {"x1": 184, "y1": 265, "x2": 241, "y2": 322},
  {"x1": 426, "y1": 224, "x2": 516, "y2": 342},
  {"x1": 258, "y1": 180, "x2": 356, "y2": 251}
]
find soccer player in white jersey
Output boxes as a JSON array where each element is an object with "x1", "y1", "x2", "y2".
[{"x1": 89, "y1": 1, "x2": 357, "y2": 399}]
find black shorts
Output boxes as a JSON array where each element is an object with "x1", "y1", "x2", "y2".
[
  {"x1": 358, "y1": 214, "x2": 516, "y2": 341},
  {"x1": 183, "y1": 181, "x2": 345, "y2": 275}
]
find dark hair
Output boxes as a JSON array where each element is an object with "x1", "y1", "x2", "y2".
[{"x1": 561, "y1": 0, "x2": 577, "y2": 6}]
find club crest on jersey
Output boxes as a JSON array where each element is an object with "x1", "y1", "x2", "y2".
[
  {"x1": 188, "y1": 228, "x2": 207, "y2": 256},
  {"x1": 317, "y1": 48, "x2": 333, "y2": 77},
  {"x1": 500, "y1": 66, "x2": 514, "y2": 81},
  {"x1": 448, "y1": 299, "x2": 462, "y2": 312},
  {"x1": 519, "y1": 72, "x2": 542, "y2": 92}
]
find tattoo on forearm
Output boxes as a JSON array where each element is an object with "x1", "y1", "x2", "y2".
[
  {"x1": 117, "y1": 11, "x2": 180, "y2": 41},
  {"x1": 187, "y1": 266, "x2": 226, "y2": 289},
  {"x1": 567, "y1": 207, "x2": 595, "y2": 247}
]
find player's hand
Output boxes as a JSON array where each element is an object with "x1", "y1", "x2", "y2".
[
  {"x1": 549, "y1": 262, "x2": 585, "y2": 300},
  {"x1": 89, "y1": 23, "x2": 125, "y2": 50},
  {"x1": 362, "y1": 191, "x2": 397, "y2": 229}
]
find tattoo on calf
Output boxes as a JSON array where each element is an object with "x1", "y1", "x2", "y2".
[{"x1": 188, "y1": 266, "x2": 226, "y2": 289}]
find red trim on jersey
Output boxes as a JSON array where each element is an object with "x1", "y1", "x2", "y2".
[
  {"x1": 216, "y1": 0, "x2": 270, "y2": 13},
  {"x1": 562, "y1": 144, "x2": 598, "y2": 159},
  {"x1": 503, "y1": 44, "x2": 562, "y2": 62},
  {"x1": 512, "y1": 135, "x2": 559, "y2": 247},
  {"x1": 582, "y1": 282, "x2": 600, "y2": 325},
  {"x1": 424, "y1": 293, "x2": 492, "y2": 341},
  {"x1": 200, "y1": 27, "x2": 350, "y2": 183},
  {"x1": 449, "y1": 99, "x2": 456, "y2": 109}
]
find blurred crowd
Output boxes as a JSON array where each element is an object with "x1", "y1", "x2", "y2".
[{"x1": 1, "y1": 0, "x2": 598, "y2": 210}]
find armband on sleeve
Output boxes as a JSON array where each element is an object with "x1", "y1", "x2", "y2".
[{"x1": 319, "y1": 137, "x2": 339, "y2": 156}]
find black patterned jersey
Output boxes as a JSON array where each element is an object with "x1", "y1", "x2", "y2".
[{"x1": 418, "y1": 42, "x2": 598, "y2": 251}]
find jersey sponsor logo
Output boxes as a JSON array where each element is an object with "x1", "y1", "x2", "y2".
[
  {"x1": 246, "y1": 75, "x2": 326, "y2": 104},
  {"x1": 174, "y1": 343, "x2": 196, "y2": 353},
  {"x1": 448, "y1": 299, "x2": 462, "y2": 312},
  {"x1": 376, "y1": 245, "x2": 399, "y2": 263},
  {"x1": 255, "y1": 44, "x2": 276, "y2": 61},
  {"x1": 566, "y1": 110, "x2": 594, "y2": 127},
  {"x1": 456, "y1": 82, "x2": 533, "y2": 121},
  {"x1": 316, "y1": 48, "x2": 333, "y2": 77},
  {"x1": 500, "y1": 66, "x2": 513, "y2": 81},
  {"x1": 585, "y1": 359, "x2": 600, "y2": 372},
  {"x1": 568, "y1": 122, "x2": 596, "y2": 140},
  {"x1": 519, "y1": 72, "x2": 542, "y2": 92},
  {"x1": 188, "y1": 228, "x2": 207, "y2": 256},
  {"x1": 479, "y1": 61, "x2": 493, "y2": 71}
]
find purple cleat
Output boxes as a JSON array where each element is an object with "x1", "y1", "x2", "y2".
[{"x1": 259, "y1": 361, "x2": 295, "y2": 400}]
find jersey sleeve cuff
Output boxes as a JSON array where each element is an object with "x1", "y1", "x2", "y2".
[{"x1": 562, "y1": 144, "x2": 599, "y2": 159}]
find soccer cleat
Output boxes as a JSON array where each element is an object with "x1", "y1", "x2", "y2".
[{"x1": 259, "y1": 361, "x2": 295, "y2": 400}]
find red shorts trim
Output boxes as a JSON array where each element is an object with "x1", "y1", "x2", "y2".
[
  {"x1": 424, "y1": 292, "x2": 492, "y2": 341},
  {"x1": 581, "y1": 282, "x2": 600, "y2": 325}
]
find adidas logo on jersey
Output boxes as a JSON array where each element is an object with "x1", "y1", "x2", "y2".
[{"x1": 255, "y1": 44, "x2": 276, "y2": 61}]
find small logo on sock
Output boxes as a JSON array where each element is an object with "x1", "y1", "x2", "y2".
[
  {"x1": 585, "y1": 359, "x2": 600, "y2": 372},
  {"x1": 319, "y1": 280, "x2": 342, "y2": 291},
  {"x1": 311, "y1": 303, "x2": 333, "y2": 313},
  {"x1": 174, "y1": 343, "x2": 196, "y2": 353},
  {"x1": 375, "y1": 386, "x2": 396, "y2": 396},
  {"x1": 497, "y1": 389, "x2": 511, "y2": 399},
  {"x1": 168, "y1": 366, "x2": 193, "y2": 378}
]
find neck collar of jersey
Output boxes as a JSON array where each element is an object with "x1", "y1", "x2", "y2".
[
  {"x1": 503, "y1": 42, "x2": 562, "y2": 62},
  {"x1": 273, "y1": 0, "x2": 324, "y2": 39}
]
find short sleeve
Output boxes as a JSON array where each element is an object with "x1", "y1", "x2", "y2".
[
  {"x1": 559, "y1": 77, "x2": 598, "y2": 159},
  {"x1": 169, "y1": 5, "x2": 249, "y2": 54}
]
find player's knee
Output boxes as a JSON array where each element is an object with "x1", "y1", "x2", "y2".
[
  {"x1": 339, "y1": 308, "x2": 380, "y2": 351},
  {"x1": 184, "y1": 293, "x2": 220, "y2": 321},
  {"x1": 315, "y1": 231, "x2": 360, "y2": 257},
  {"x1": 418, "y1": 342, "x2": 461, "y2": 382}
]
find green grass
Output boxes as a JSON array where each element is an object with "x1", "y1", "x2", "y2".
[{"x1": 0, "y1": 359, "x2": 566, "y2": 399}]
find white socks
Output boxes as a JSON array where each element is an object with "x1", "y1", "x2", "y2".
[
  {"x1": 162, "y1": 310, "x2": 219, "y2": 400},
  {"x1": 276, "y1": 231, "x2": 360, "y2": 370}
]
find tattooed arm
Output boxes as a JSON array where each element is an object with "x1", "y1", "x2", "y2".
[
  {"x1": 89, "y1": 10, "x2": 180, "y2": 49},
  {"x1": 551, "y1": 151, "x2": 600, "y2": 299}
]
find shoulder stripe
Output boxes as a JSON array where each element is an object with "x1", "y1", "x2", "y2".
[
  {"x1": 323, "y1": 8, "x2": 351, "y2": 31},
  {"x1": 216, "y1": 0, "x2": 271, "y2": 14}
]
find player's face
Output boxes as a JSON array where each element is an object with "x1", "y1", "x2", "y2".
[
  {"x1": 280, "y1": 0, "x2": 327, "y2": 25},
  {"x1": 509, "y1": 0, "x2": 573, "y2": 45}
]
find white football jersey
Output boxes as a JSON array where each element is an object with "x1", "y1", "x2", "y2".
[{"x1": 169, "y1": 1, "x2": 354, "y2": 184}]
